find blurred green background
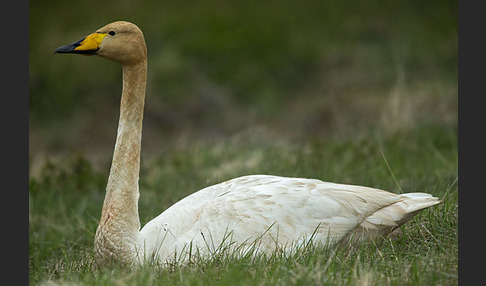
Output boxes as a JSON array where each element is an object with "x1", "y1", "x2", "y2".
[{"x1": 29, "y1": 0, "x2": 457, "y2": 173}]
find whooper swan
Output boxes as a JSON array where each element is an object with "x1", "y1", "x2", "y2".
[{"x1": 55, "y1": 21, "x2": 441, "y2": 266}]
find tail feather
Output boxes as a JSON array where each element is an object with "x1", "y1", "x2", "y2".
[
  {"x1": 397, "y1": 193, "x2": 442, "y2": 214},
  {"x1": 347, "y1": 193, "x2": 441, "y2": 241}
]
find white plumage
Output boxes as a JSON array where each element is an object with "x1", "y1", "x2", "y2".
[
  {"x1": 55, "y1": 21, "x2": 441, "y2": 266},
  {"x1": 138, "y1": 175, "x2": 440, "y2": 263}
]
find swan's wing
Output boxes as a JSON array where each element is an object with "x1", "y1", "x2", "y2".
[{"x1": 138, "y1": 175, "x2": 412, "y2": 260}]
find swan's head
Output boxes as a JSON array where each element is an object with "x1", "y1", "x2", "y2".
[{"x1": 55, "y1": 21, "x2": 147, "y2": 66}]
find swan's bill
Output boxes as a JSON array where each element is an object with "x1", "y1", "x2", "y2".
[{"x1": 55, "y1": 32, "x2": 108, "y2": 55}]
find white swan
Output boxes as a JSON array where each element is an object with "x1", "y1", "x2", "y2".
[{"x1": 55, "y1": 21, "x2": 441, "y2": 266}]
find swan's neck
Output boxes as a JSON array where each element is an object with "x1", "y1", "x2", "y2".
[{"x1": 95, "y1": 61, "x2": 147, "y2": 265}]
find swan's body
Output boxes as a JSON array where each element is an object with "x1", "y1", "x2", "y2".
[{"x1": 55, "y1": 21, "x2": 441, "y2": 266}]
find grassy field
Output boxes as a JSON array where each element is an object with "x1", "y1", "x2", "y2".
[
  {"x1": 29, "y1": 1, "x2": 457, "y2": 285},
  {"x1": 29, "y1": 126, "x2": 458, "y2": 285}
]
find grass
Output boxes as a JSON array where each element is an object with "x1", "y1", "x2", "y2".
[{"x1": 29, "y1": 125, "x2": 458, "y2": 285}]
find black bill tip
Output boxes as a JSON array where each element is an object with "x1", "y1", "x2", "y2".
[{"x1": 54, "y1": 44, "x2": 76, "y2": 54}]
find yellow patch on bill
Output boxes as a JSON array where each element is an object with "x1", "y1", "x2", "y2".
[{"x1": 74, "y1": 33, "x2": 107, "y2": 51}]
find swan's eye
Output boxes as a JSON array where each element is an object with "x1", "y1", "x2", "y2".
[{"x1": 108, "y1": 31, "x2": 116, "y2": 36}]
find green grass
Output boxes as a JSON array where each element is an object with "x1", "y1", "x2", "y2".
[{"x1": 29, "y1": 126, "x2": 457, "y2": 285}]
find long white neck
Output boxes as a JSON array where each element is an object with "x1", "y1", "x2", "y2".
[{"x1": 95, "y1": 60, "x2": 147, "y2": 265}]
